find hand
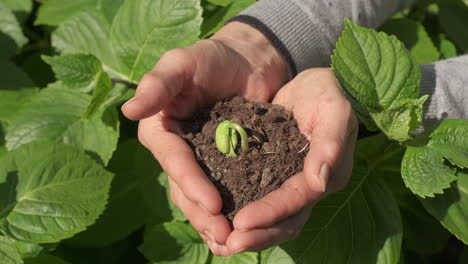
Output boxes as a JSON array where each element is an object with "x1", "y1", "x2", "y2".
[
  {"x1": 121, "y1": 22, "x2": 289, "y2": 256},
  {"x1": 224, "y1": 68, "x2": 359, "y2": 254}
]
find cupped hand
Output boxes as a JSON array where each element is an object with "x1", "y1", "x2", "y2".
[
  {"x1": 121, "y1": 22, "x2": 289, "y2": 256},
  {"x1": 224, "y1": 68, "x2": 359, "y2": 254}
]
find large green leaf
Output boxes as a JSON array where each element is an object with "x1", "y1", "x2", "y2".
[
  {"x1": 0, "y1": 236, "x2": 22, "y2": 264},
  {"x1": 139, "y1": 222, "x2": 209, "y2": 264},
  {"x1": 52, "y1": 10, "x2": 124, "y2": 80},
  {"x1": 201, "y1": 0, "x2": 255, "y2": 38},
  {"x1": 0, "y1": 2, "x2": 27, "y2": 59},
  {"x1": 379, "y1": 18, "x2": 439, "y2": 64},
  {"x1": 0, "y1": 141, "x2": 113, "y2": 243},
  {"x1": 211, "y1": 252, "x2": 258, "y2": 264},
  {"x1": 66, "y1": 140, "x2": 162, "y2": 247},
  {"x1": 5, "y1": 84, "x2": 119, "y2": 165},
  {"x1": 110, "y1": 0, "x2": 202, "y2": 81},
  {"x1": 0, "y1": 62, "x2": 38, "y2": 124},
  {"x1": 98, "y1": 0, "x2": 125, "y2": 23},
  {"x1": 0, "y1": 0, "x2": 32, "y2": 22},
  {"x1": 149, "y1": 172, "x2": 187, "y2": 223},
  {"x1": 439, "y1": 1, "x2": 468, "y2": 52},
  {"x1": 52, "y1": 0, "x2": 203, "y2": 82},
  {"x1": 35, "y1": 0, "x2": 95, "y2": 25},
  {"x1": 331, "y1": 19, "x2": 424, "y2": 142},
  {"x1": 419, "y1": 170, "x2": 468, "y2": 244},
  {"x1": 275, "y1": 136, "x2": 403, "y2": 264},
  {"x1": 402, "y1": 120, "x2": 468, "y2": 197},
  {"x1": 36, "y1": 0, "x2": 124, "y2": 25},
  {"x1": 42, "y1": 54, "x2": 103, "y2": 93}
]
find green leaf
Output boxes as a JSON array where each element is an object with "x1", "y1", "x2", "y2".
[
  {"x1": 205, "y1": 0, "x2": 233, "y2": 6},
  {"x1": 379, "y1": 18, "x2": 440, "y2": 64},
  {"x1": 331, "y1": 19, "x2": 424, "y2": 142},
  {"x1": 97, "y1": 0, "x2": 125, "y2": 23},
  {"x1": 0, "y1": 62, "x2": 38, "y2": 124},
  {"x1": 0, "y1": 0, "x2": 32, "y2": 22},
  {"x1": 52, "y1": 10, "x2": 124, "y2": 80},
  {"x1": 42, "y1": 54, "x2": 103, "y2": 93},
  {"x1": 12, "y1": 240, "x2": 42, "y2": 259},
  {"x1": 35, "y1": 0, "x2": 95, "y2": 25},
  {"x1": 260, "y1": 246, "x2": 294, "y2": 264},
  {"x1": 372, "y1": 138, "x2": 452, "y2": 254},
  {"x1": 211, "y1": 252, "x2": 258, "y2": 264},
  {"x1": 0, "y1": 141, "x2": 113, "y2": 243},
  {"x1": 277, "y1": 136, "x2": 403, "y2": 264},
  {"x1": 24, "y1": 254, "x2": 71, "y2": 264},
  {"x1": 399, "y1": 195, "x2": 451, "y2": 254},
  {"x1": 201, "y1": 0, "x2": 255, "y2": 38},
  {"x1": 439, "y1": 1, "x2": 468, "y2": 52},
  {"x1": 110, "y1": 0, "x2": 202, "y2": 81},
  {"x1": 419, "y1": 170, "x2": 468, "y2": 244},
  {"x1": 438, "y1": 34, "x2": 457, "y2": 59},
  {"x1": 0, "y1": 236, "x2": 22, "y2": 264},
  {"x1": 402, "y1": 119, "x2": 468, "y2": 197},
  {"x1": 65, "y1": 140, "x2": 161, "y2": 247},
  {"x1": 370, "y1": 96, "x2": 428, "y2": 142},
  {"x1": 5, "y1": 84, "x2": 119, "y2": 165},
  {"x1": 139, "y1": 222, "x2": 209, "y2": 264},
  {"x1": 82, "y1": 70, "x2": 113, "y2": 118},
  {"x1": 61, "y1": 112, "x2": 119, "y2": 165},
  {"x1": 156, "y1": 172, "x2": 187, "y2": 223},
  {"x1": 0, "y1": 2, "x2": 27, "y2": 58}
]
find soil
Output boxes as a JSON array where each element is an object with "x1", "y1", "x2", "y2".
[{"x1": 181, "y1": 96, "x2": 309, "y2": 221}]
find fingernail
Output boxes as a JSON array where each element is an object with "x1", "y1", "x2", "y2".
[
  {"x1": 319, "y1": 163, "x2": 329, "y2": 193},
  {"x1": 122, "y1": 95, "x2": 140, "y2": 109},
  {"x1": 204, "y1": 230, "x2": 219, "y2": 245}
]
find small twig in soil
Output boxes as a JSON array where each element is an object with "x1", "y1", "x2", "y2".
[{"x1": 298, "y1": 142, "x2": 310, "y2": 154}]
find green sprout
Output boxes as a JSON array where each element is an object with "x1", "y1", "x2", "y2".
[{"x1": 215, "y1": 120, "x2": 249, "y2": 157}]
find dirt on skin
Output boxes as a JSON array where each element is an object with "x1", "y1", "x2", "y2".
[{"x1": 181, "y1": 96, "x2": 309, "y2": 221}]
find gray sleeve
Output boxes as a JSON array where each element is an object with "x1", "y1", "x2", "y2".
[
  {"x1": 231, "y1": 0, "x2": 414, "y2": 75},
  {"x1": 420, "y1": 55, "x2": 468, "y2": 125}
]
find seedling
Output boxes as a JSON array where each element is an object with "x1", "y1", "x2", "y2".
[{"x1": 215, "y1": 120, "x2": 249, "y2": 157}]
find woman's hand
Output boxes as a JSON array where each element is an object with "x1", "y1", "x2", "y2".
[
  {"x1": 224, "y1": 68, "x2": 359, "y2": 254},
  {"x1": 122, "y1": 22, "x2": 289, "y2": 256}
]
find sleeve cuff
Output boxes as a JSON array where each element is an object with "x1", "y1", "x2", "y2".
[{"x1": 229, "y1": 0, "x2": 324, "y2": 76}]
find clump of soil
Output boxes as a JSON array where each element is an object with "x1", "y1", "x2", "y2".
[{"x1": 181, "y1": 97, "x2": 309, "y2": 221}]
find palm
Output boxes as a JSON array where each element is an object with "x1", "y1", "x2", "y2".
[
  {"x1": 224, "y1": 68, "x2": 358, "y2": 253},
  {"x1": 160, "y1": 39, "x2": 284, "y2": 120}
]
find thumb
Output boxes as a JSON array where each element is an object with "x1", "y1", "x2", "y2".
[
  {"x1": 303, "y1": 106, "x2": 357, "y2": 194},
  {"x1": 121, "y1": 49, "x2": 195, "y2": 120}
]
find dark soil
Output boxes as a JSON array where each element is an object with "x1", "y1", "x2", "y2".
[{"x1": 181, "y1": 97, "x2": 309, "y2": 221}]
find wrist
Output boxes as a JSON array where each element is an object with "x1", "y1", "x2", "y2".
[{"x1": 211, "y1": 22, "x2": 289, "y2": 94}]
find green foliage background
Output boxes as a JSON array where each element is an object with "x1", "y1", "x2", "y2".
[{"x1": 0, "y1": 0, "x2": 467, "y2": 263}]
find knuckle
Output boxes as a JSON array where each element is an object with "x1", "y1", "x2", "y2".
[
  {"x1": 160, "y1": 48, "x2": 191, "y2": 67},
  {"x1": 324, "y1": 139, "x2": 342, "y2": 160}
]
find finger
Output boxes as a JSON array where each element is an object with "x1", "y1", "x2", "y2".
[
  {"x1": 303, "y1": 103, "x2": 357, "y2": 193},
  {"x1": 122, "y1": 49, "x2": 195, "y2": 120},
  {"x1": 227, "y1": 206, "x2": 312, "y2": 254},
  {"x1": 169, "y1": 177, "x2": 232, "y2": 250},
  {"x1": 139, "y1": 114, "x2": 222, "y2": 214},
  {"x1": 233, "y1": 173, "x2": 322, "y2": 231}
]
